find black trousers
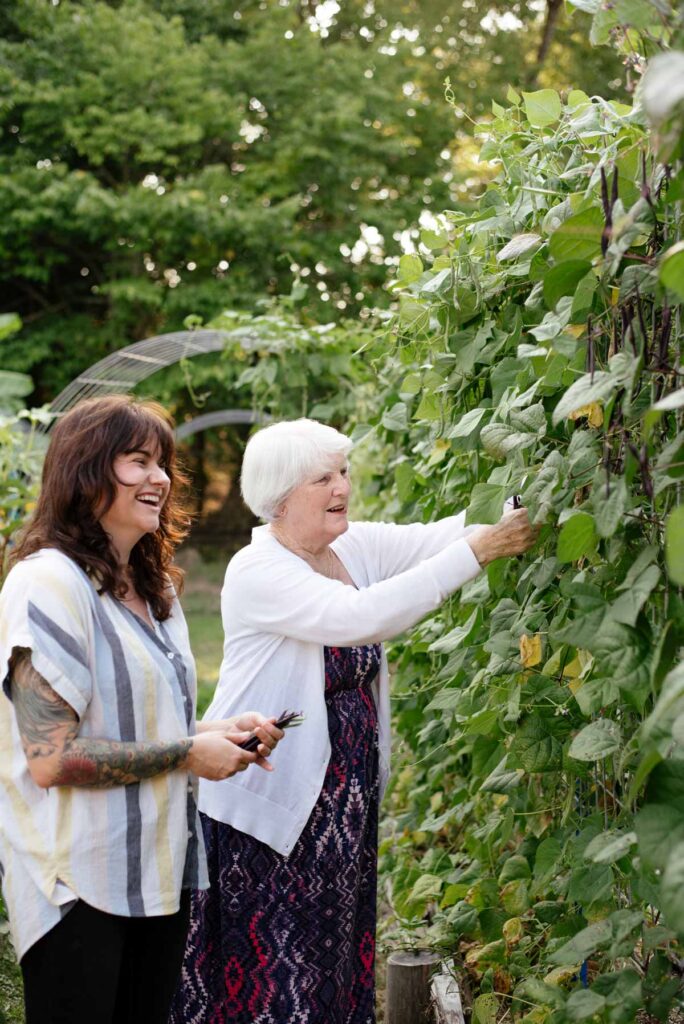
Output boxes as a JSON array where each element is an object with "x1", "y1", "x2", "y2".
[{"x1": 21, "y1": 892, "x2": 191, "y2": 1024}]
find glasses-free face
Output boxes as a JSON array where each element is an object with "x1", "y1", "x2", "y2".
[
  {"x1": 278, "y1": 455, "x2": 351, "y2": 550},
  {"x1": 98, "y1": 445, "x2": 171, "y2": 560}
]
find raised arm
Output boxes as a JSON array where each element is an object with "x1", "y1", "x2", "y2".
[{"x1": 9, "y1": 649, "x2": 268, "y2": 788}]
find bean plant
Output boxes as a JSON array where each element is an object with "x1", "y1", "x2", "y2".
[{"x1": 353, "y1": 9, "x2": 684, "y2": 1022}]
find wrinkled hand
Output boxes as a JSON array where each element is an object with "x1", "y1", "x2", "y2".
[
  {"x1": 466, "y1": 507, "x2": 540, "y2": 568},
  {"x1": 186, "y1": 731, "x2": 258, "y2": 781}
]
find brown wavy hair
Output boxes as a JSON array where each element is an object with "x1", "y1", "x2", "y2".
[{"x1": 12, "y1": 395, "x2": 191, "y2": 621}]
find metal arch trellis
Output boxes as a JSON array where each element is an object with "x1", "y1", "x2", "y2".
[
  {"x1": 174, "y1": 410, "x2": 272, "y2": 441},
  {"x1": 44, "y1": 327, "x2": 264, "y2": 426}
]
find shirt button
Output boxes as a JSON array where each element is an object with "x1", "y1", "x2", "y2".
[
  {"x1": 187, "y1": 829, "x2": 194, "y2": 840},
  {"x1": 167, "y1": 651, "x2": 175, "y2": 660}
]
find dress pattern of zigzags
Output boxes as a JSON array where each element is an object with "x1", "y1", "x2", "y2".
[{"x1": 169, "y1": 642, "x2": 381, "y2": 1024}]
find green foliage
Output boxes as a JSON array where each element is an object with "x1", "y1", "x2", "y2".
[
  {"x1": 0, "y1": 0, "x2": 624, "y2": 403},
  {"x1": 355, "y1": 11, "x2": 684, "y2": 1017}
]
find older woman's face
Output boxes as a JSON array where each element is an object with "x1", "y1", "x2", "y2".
[{"x1": 279, "y1": 453, "x2": 351, "y2": 547}]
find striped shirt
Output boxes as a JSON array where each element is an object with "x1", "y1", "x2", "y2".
[{"x1": 0, "y1": 548, "x2": 208, "y2": 961}]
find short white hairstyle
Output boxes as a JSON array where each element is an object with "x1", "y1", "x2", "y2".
[{"x1": 241, "y1": 418, "x2": 353, "y2": 521}]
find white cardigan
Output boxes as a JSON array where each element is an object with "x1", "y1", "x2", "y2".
[{"x1": 198, "y1": 515, "x2": 481, "y2": 855}]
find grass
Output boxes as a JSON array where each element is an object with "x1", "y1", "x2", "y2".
[
  {"x1": 176, "y1": 547, "x2": 224, "y2": 715},
  {"x1": 0, "y1": 924, "x2": 23, "y2": 1024}
]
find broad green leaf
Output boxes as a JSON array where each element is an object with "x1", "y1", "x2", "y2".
[
  {"x1": 567, "y1": 862, "x2": 613, "y2": 905},
  {"x1": 420, "y1": 228, "x2": 448, "y2": 250},
  {"x1": 394, "y1": 462, "x2": 415, "y2": 503},
  {"x1": 420, "y1": 268, "x2": 451, "y2": 296},
  {"x1": 397, "y1": 253, "x2": 423, "y2": 284},
  {"x1": 642, "y1": 52, "x2": 684, "y2": 128},
  {"x1": 571, "y1": 271, "x2": 598, "y2": 319},
  {"x1": 472, "y1": 993, "x2": 498, "y2": 1024},
  {"x1": 408, "y1": 872, "x2": 444, "y2": 904},
  {"x1": 665, "y1": 506, "x2": 684, "y2": 585},
  {"x1": 659, "y1": 241, "x2": 684, "y2": 301},
  {"x1": 565, "y1": 989, "x2": 605, "y2": 1021},
  {"x1": 542, "y1": 259, "x2": 591, "y2": 309},
  {"x1": 511, "y1": 716, "x2": 563, "y2": 772},
  {"x1": 653, "y1": 387, "x2": 684, "y2": 412},
  {"x1": 549, "y1": 206, "x2": 604, "y2": 263},
  {"x1": 589, "y1": 622, "x2": 652, "y2": 704},
  {"x1": 480, "y1": 756, "x2": 524, "y2": 794},
  {"x1": 0, "y1": 313, "x2": 22, "y2": 341},
  {"x1": 635, "y1": 803, "x2": 684, "y2": 871},
  {"x1": 566, "y1": 0, "x2": 600, "y2": 11},
  {"x1": 0, "y1": 370, "x2": 33, "y2": 407},
  {"x1": 398, "y1": 295, "x2": 428, "y2": 329},
  {"x1": 414, "y1": 390, "x2": 442, "y2": 421},
  {"x1": 557, "y1": 512, "x2": 597, "y2": 562},
  {"x1": 429, "y1": 609, "x2": 478, "y2": 654},
  {"x1": 661, "y1": 841, "x2": 684, "y2": 937},
  {"x1": 552, "y1": 370, "x2": 617, "y2": 424},
  {"x1": 496, "y1": 233, "x2": 541, "y2": 261},
  {"x1": 522, "y1": 89, "x2": 562, "y2": 128},
  {"x1": 610, "y1": 564, "x2": 660, "y2": 627},
  {"x1": 381, "y1": 402, "x2": 409, "y2": 432},
  {"x1": 641, "y1": 662, "x2": 684, "y2": 747},
  {"x1": 584, "y1": 830, "x2": 637, "y2": 864},
  {"x1": 592, "y1": 969, "x2": 642, "y2": 1023},
  {"x1": 551, "y1": 919, "x2": 612, "y2": 964},
  {"x1": 466, "y1": 483, "x2": 507, "y2": 525},
  {"x1": 534, "y1": 837, "x2": 562, "y2": 883},
  {"x1": 447, "y1": 900, "x2": 479, "y2": 935},
  {"x1": 481, "y1": 423, "x2": 537, "y2": 459},
  {"x1": 568, "y1": 89, "x2": 593, "y2": 106},
  {"x1": 448, "y1": 407, "x2": 488, "y2": 439},
  {"x1": 499, "y1": 855, "x2": 531, "y2": 884},
  {"x1": 592, "y1": 475, "x2": 627, "y2": 538},
  {"x1": 569, "y1": 718, "x2": 621, "y2": 760}
]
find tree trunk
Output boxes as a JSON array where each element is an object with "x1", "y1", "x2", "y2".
[
  {"x1": 530, "y1": 0, "x2": 564, "y2": 84},
  {"x1": 386, "y1": 950, "x2": 440, "y2": 1024}
]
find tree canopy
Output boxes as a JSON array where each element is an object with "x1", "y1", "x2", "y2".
[{"x1": 0, "y1": 0, "x2": 624, "y2": 401}]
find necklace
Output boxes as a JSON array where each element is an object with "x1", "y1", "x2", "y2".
[{"x1": 272, "y1": 530, "x2": 337, "y2": 579}]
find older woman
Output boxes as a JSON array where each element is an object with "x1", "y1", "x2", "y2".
[
  {"x1": 171, "y1": 418, "x2": 536, "y2": 1024},
  {"x1": 0, "y1": 395, "x2": 282, "y2": 1024}
]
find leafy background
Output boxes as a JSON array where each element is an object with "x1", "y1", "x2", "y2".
[{"x1": 1, "y1": 1, "x2": 683, "y2": 1022}]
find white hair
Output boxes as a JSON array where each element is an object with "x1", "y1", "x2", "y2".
[{"x1": 240, "y1": 418, "x2": 353, "y2": 521}]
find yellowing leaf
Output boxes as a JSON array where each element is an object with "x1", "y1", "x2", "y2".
[
  {"x1": 520, "y1": 633, "x2": 543, "y2": 668},
  {"x1": 569, "y1": 402, "x2": 603, "y2": 427},
  {"x1": 544, "y1": 964, "x2": 580, "y2": 987},
  {"x1": 566, "y1": 324, "x2": 586, "y2": 337}
]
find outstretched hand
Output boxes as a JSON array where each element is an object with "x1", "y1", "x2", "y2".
[{"x1": 466, "y1": 507, "x2": 540, "y2": 568}]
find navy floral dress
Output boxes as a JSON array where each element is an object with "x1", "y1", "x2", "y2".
[{"x1": 169, "y1": 643, "x2": 381, "y2": 1024}]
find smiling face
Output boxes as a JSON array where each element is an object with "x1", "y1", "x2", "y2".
[
  {"x1": 98, "y1": 444, "x2": 171, "y2": 562},
  {"x1": 278, "y1": 453, "x2": 351, "y2": 551}
]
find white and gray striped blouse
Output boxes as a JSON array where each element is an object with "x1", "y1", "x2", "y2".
[{"x1": 0, "y1": 548, "x2": 208, "y2": 961}]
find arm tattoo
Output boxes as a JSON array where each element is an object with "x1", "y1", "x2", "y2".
[{"x1": 10, "y1": 649, "x2": 193, "y2": 789}]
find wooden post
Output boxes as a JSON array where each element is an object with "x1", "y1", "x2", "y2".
[{"x1": 386, "y1": 950, "x2": 440, "y2": 1024}]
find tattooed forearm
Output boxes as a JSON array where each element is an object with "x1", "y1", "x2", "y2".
[
  {"x1": 54, "y1": 736, "x2": 193, "y2": 787},
  {"x1": 11, "y1": 649, "x2": 79, "y2": 760},
  {"x1": 10, "y1": 648, "x2": 193, "y2": 789}
]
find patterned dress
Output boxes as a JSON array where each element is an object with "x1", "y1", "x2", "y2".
[{"x1": 170, "y1": 643, "x2": 381, "y2": 1024}]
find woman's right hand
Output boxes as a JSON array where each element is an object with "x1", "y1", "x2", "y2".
[
  {"x1": 466, "y1": 507, "x2": 540, "y2": 568},
  {"x1": 186, "y1": 731, "x2": 259, "y2": 781}
]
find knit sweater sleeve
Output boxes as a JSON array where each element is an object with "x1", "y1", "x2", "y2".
[{"x1": 225, "y1": 533, "x2": 481, "y2": 647}]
